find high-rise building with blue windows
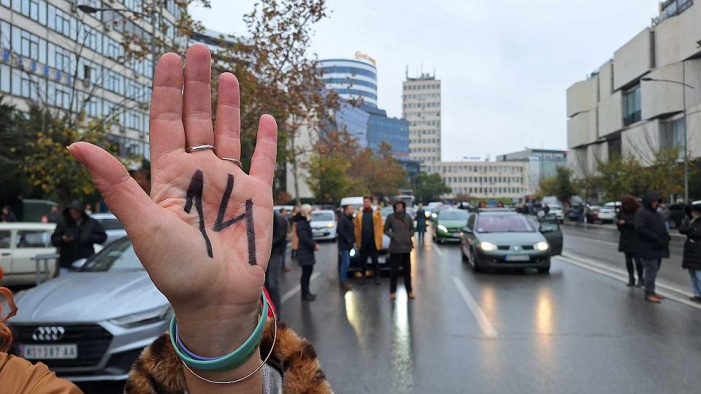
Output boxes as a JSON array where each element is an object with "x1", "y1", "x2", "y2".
[
  {"x1": 318, "y1": 58, "x2": 378, "y2": 108},
  {"x1": 0, "y1": 0, "x2": 186, "y2": 161}
]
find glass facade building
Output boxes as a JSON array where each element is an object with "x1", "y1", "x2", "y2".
[
  {"x1": 318, "y1": 59, "x2": 378, "y2": 107},
  {"x1": 363, "y1": 105, "x2": 409, "y2": 158},
  {"x1": 0, "y1": 0, "x2": 185, "y2": 160}
]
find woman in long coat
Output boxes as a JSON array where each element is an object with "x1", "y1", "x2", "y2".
[
  {"x1": 415, "y1": 203, "x2": 427, "y2": 244},
  {"x1": 295, "y1": 204, "x2": 318, "y2": 301},
  {"x1": 617, "y1": 195, "x2": 644, "y2": 287}
]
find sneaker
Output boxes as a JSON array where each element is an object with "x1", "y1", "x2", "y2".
[
  {"x1": 689, "y1": 296, "x2": 701, "y2": 302},
  {"x1": 654, "y1": 293, "x2": 665, "y2": 300},
  {"x1": 302, "y1": 294, "x2": 316, "y2": 302},
  {"x1": 637, "y1": 279, "x2": 644, "y2": 287}
]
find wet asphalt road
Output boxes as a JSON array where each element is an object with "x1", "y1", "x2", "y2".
[
  {"x1": 76, "y1": 223, "x2": 701, "y2": 393},
  {"x1": 276, "y1": 225, "x2": 701, "y2": 394}
]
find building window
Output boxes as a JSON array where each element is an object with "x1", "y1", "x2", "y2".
[
  {"x1": 660, "y1": 117, "x2": 685, "y2": 157},
  {"x1": 623, "y1": 85, "x2": 641, "y2": 126}
]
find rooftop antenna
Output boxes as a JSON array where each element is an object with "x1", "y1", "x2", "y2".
[{"x1": 405, "y1": 64, "x2": 408, "y2": 79}]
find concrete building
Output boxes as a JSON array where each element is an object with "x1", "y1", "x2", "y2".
[
  {"x1": 423, "y1": 161, "x2": 528, "y2": 201},
  {"x1": 318, "y1": 56, "x2": 378, "y2": 107},
  {"x1": 497, "y1": 149, "x2": 568, "y2": 196},
  {"x1": 403, "y1": 71, "x2": 441, "y2": 165},
  {"x1": 567, "y1": 0, "x2": 701, "y2": 183},
  {"x1": 0, "y1": 0, "x2": 185, "y2": 162}
]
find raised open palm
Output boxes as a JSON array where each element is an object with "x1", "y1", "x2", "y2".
[{"x1": 69, "y1": 45, "x2": 277, "y2": 359}]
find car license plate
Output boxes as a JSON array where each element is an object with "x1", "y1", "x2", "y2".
[
  {"x1": 20, "y1": 344, "x2": 78, "y2": 360},
  {"x1": 506, "y1": 255, "x2": 530, "y2": 262}
]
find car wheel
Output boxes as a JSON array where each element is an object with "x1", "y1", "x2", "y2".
[
  {"x1": 470, "y1": 249, "x2": 483, "y2": 273},
  {"x1": 461, "y1": 247, "x2": 468, "y2": 262},
  {"x1": 436, "y1": 238, "x2": 442, "y2": 244},
  {"x1": 538, "y1": 264, "x2": 551, "y2": 274}
]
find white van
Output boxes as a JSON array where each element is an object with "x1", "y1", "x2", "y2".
[{"x1": 0, "y1": 223, "x2": 58, "y2": 286}]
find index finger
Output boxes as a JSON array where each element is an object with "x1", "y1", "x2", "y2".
[
  {"x1": 149, "y1": 53, "x2": 186, "y2": 166},
  {"x1": 249, "y1": 115, "x2": 278, "y2": 186}
]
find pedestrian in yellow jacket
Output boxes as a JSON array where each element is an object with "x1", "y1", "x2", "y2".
[{"x1": 354, "y1": 197, "x2": 384, "y2": 284}]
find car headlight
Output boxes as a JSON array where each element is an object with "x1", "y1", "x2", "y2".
[
  {"x1": 535, "y1": 242, "x2": 549, "y2": 251},
  {"x1": 479, "y1": 242, "x2": 497, "y2": 251},
  {"x1": 437, "y1": 225, "x2": 448, "y2": 233},
  {"x1": 350, "y1": 249, "x2": 356, "y2": 257},
  {"x1": 431, "y1": 213, "x2": 437, "y2": 219},
  {"x1": 108, "y1": 305, "x2": 172, "y2": 328},
  {"x1": 327, "y1": 223, "x2": 334, "y2": 228}
]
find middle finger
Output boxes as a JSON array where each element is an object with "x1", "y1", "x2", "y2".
[{"x1": 182, "y1": 44, "x2": 214, "y2": 150}]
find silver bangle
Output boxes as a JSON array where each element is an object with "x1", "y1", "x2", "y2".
[
  {"x1": 186, "y1": 144, "x2": 215, "y2": 153},
  {"x1": 181, "y1": 297, "x2": 277, "y2": 385},
  {"x1": 221, "y1": 158, "x2": 244, "y2": 171}
]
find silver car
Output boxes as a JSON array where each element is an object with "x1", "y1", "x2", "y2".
[
  {"x1": 9, "y1": 237, "x2": 171, "y2": 382},
  {"x1": 90, "y1": 213, "x2": 128, "y2": 246}
]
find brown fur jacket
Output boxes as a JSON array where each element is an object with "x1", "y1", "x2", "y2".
[{"x1": 125, "y1": 319, "x2": 333, "y2": 393}]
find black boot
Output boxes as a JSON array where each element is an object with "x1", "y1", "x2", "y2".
[{"x1": 626, "y1": 277, "x2": 635, "y2": 287}]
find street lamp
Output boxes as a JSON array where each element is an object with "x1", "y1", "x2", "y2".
[
  {"x1": 77, "y1": 4, "x2": 158, "y2": 80},
  {"x1": 641, "y1": 76, "x2": 695, "y2": 203}
]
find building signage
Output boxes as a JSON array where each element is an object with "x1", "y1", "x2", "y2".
[{"x1": 355, "y1": 51, "x2": 376, "y2": 66}]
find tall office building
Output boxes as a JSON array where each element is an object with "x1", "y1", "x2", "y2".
[
  {"x1": 0, "y1": 0, "x2": 185, "y2": 160},
  {"x1": 403, "y1": 71, "x2": 441, "y2": 165},
  {"x1": 318, "y1": 55, "x2": 378, "y2": 107}
]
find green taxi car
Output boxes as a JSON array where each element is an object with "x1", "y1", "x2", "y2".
[
  {"x1": 432, "y1": 209, "x2": 469, "y2": 244},
  {"x1": 459, "y1": 210, "x2": 563, "y2": 273}
]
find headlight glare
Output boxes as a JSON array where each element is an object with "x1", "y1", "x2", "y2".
[
  {"x1": 479, "y1": 242, "x2": 497, "y2": 251},
  {"x1": 327, "y1": 222, "x2": 334, "y2": 228},
  {"x1": 437, "y1": 225, "x2": 448, "y2": 233},
  {"x1": 535, "y1": 242, "x2": 550, "y2": 251}
]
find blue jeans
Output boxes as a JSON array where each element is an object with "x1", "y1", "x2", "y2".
[
  {"x1": 689, "y1": 269, "x2": 701, "y2": 297},
  {"x1": 339, "y1": 249, "x2": 351, "y2": 284}
]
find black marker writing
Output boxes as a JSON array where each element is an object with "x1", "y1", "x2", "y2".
[
  {"x1": 245, "y1": 199, "x2": 256, "y2": 266},
  {"x1": 184, "y1": 170, "x2": 213, "y2": 258},
  {"x1": 212, "y1": 174, "x2": 246, "y2": 232}
]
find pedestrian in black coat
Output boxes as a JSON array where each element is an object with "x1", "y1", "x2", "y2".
[
  {"x1": 295, "y1": 204, "x2": 318, "y2": 301},
  {"x1": 337, "y1": 205, "x2": 355, "y2": 290},
  {"x1": 634, "y1": 191, "x2": 670, "y2": 303},
  {"x1": 678, "y1": 204, "x2": 701, "y2": 302},
  {"x1": 617, "y1": 195, "x2": 644, "y2": 287},
  {"x1": 50, "y1": 201, "x2": 107, "y2": 269}
]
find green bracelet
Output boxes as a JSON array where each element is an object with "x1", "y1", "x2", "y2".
[{"x1": 168, "y1": 292, "x2": 268, "y2": 372}]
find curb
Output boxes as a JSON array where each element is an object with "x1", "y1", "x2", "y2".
[{"x1": 561, "y1": 220, "x2": 685, "y2": 239}]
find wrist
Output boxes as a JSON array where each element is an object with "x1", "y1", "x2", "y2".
[{"x1": 174, "y1": 302, "x2": 260, "y2": 358}]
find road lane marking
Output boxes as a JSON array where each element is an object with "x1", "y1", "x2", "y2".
[
  {"x1": 557, "y1": 255, "x2": 701, "y2": 310},
  {"x1": 452, "y1": 276, "x2": 499, "y2": 338},
  {"x1": 282, "y1": 272, "x2": 321, "y2": 303},
  {"x1": 433, "y1": 245, "x2": 444, "y2": 257}
]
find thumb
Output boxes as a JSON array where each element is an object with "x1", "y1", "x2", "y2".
[{"x1": 69, "y1": 142, "x2": 162, "y2": 239}]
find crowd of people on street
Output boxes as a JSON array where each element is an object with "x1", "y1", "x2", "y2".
[{"x1": 616, "y1": 192, "x2": 701, "y2": 304}]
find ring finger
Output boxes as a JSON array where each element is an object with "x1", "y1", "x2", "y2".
[{"x1": 214, "y1": 72, "x2": 241, "y2": 162}]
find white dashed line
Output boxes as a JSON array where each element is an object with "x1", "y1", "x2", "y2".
[{"x1": 452, "y1": 276, "x2": 499, "y2": 338}]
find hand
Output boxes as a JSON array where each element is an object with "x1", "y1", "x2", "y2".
[
  {"x1": 618, "y1": 220, "x2": 625, "y2": 225},
  {"x1": 314, "y1": 244, "x2": 320, "y2": 252},
  {"x1": 68, "y1": 45, "x2": 277, "y2": 387}
]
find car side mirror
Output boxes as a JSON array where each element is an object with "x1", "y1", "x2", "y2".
[
  {"x1": 71, "y1": 258, "x2": 87, "y2": 271},
  {"x1": 462, "y1": 226, "x2": 473, "y2": 234},
  {"x1": 539, "y1": 224, "x2": 557, "y2": 233}
]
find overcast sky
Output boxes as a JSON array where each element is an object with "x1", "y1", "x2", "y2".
[{"x1": 190, "y1": 0, "x2": 660, "y2": 161}]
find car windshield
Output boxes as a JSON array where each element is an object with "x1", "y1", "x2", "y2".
[
  {"x1": 549, "y1": 205, "x2": 561, "y2": 210},
  {"x1": 97, "y1": 218, "x2": 124, "y2": 230},
  {"x1": 312, "y1": 212, "x2": 334, "y2": 221},
  {"x1": 476, "y1": 215, "x2": 535, "y2": 233},
  {"x1": 82, "y1": 237, "x2": 144, "y2": 272},
  {"x1": 439, "y1": 211, "x2": 469, "y2": 221}
]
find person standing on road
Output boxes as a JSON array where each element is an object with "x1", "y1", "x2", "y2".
[
  {"x1": 50, "y1": 201, "x2": 107, "y2": 271},
  {"x1": 543, "y1": 204, "x2": 550, "y2": 215},
  {"x1": 296, "y1": 204, "x2": 319, "y2": 301},
  {"x1": 266, "y1": 209, "x2": 289, "y2": 314},
  {"x1": 635, "y1": 191, "x2": 671, "y2": 303},
  {"x1": 678, "y1": 204, "x2": 701, "y2": 303},
  {"x1": 384, "y1": 201, "x2": 415, "y2": 300},
  {"x1": 337, "y1": 205, "x2": 355, "y2": 291},
  {"x1": 354, "y1": 196, "x2": 383, "y2": 285},
  {"x1": 617, "y1": 195, "x2": 644, "y2": 287},
  {"x1": 415, "y1": 203, "x2": 427, "y2": 244},
  {"x1": 279, "y1": 207, "x2": 292, "y2": 273}
]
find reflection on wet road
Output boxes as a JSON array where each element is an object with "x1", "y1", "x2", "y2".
[{"x1": 279, "y1": 232, "x2": 701, "y2": 394}]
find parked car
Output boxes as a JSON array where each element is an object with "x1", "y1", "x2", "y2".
[
  {"x1": 547, "y1": 204, "x2": 564, "y2": 223},
  {"x1": 9, "y1": 237, "x2": 171, "y2": 382},
  {"x1": 90, "y1": 213, "x2": 127, "y2": 246},
  {"x1": 0, "y1": 222, "x2": 58, "y2": 286},
  {"x1": 310, "y1": 210, "x2": 337, "y2": 241},
  {"x1": 459, "y1": 210, "x2": 562, "y2": 273},
  {"x1": 432, "y1": 209, "x2": 469, "y2": 244},
  {"x1": 589, "y1": 205, "x2": 616, "y2": 223}
]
